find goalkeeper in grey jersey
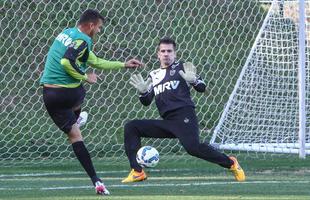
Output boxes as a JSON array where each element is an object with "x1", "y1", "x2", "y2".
[
  {"x1": 40, "y1": 9, "x2": 143, "y2": 195},
  {"x1": 122, "y1": 37, "x2": 246, "y2": 183}
]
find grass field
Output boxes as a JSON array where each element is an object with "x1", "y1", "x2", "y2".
[{"x1": 0, "y1": 156, "x2": 309, "y2": 200}]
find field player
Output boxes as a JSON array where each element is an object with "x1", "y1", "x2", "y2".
[{"x1": 40, "y1": 9, "x2": 142, "y2": 195}]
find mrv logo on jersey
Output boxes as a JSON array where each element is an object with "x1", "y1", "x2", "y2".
[
  {"x1": 56, "y1": 33, "x2": 73, "y2": 46},
  {"x1": 154, "y1": 80, "x2": 180, "y2": 95}
]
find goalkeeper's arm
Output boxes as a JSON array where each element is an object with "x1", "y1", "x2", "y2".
[
  {"x1": 191, "y1": 75, "x2": 206, "y2": 93},
  {"x1": 129, "y1": 73, "x2": 154, "y2": 106},
  {"x1": 139, "y1": 87, "x2": 154, "y2": 106},
  {"x1": 179, "y1": 62, "x2": 206, "y2": 93}
]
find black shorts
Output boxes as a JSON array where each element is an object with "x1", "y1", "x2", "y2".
[
  {"x1": 43, "y1": 85, "x2": 86, "y2": 133},
  {"x1": 127, "y1": 106, "x2": 199, "y2": 140}
]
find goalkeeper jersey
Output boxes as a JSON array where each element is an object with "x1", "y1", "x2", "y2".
[
  {"x1": 40, "y1": 27, "x2": 124, "y2": 87},
  {"x1": 139, "y1": 61, "x2": 206, "y2": 118}
]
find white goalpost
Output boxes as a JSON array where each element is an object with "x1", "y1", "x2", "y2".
[{"x1": 210, "y1": 0, "x2": 310, "y2": 158}]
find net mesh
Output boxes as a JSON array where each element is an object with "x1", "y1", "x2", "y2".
[
  {"x1": 2, "y1": 0, "x2": 307, "y2": 166},
  {"x1": 211, "y1": 1, "x2": 310, "y2": 155}
]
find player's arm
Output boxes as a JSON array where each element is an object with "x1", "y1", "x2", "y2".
[
  {"x1": 179, "y1": 62, "x2": 206, "y2": 93},
  {"x1": 191, "y1": 75, "x2": 206, "y2": 93},
  {"x1": 139, "y1": 87, "x2": 154, "y2": 106},
  {"x1": 129, "y1": 73, "x2": 154, "y2": 106},
  {"x1": 87, "y1": 52, "x2": 143, "y2": 70},
  {"x1": 60, "y1": 40, "x2": 88, "y2": 81},
  {"x1": 87, "y1": 51, "x2": 125, "y2": 70}
]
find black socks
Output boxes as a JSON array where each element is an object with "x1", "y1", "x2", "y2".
[{"x1": 72, "y1": 141, "x2": 98, "y2": 186}]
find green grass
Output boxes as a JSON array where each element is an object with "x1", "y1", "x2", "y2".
[{"x1": 0, "y1": 156, "x2": 309, "y2": 200}]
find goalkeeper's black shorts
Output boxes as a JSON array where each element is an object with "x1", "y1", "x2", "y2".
[{"x1": 42, "y1": 85, "x2": 85, "y2": 133}]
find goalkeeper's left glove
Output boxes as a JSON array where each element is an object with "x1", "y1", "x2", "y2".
[
  {"x1": 178, "y1": 62, "x2": 197, "y2": 84},
  {"x1": 129, "y1": 73, "x2": 152, "y2": 93}
]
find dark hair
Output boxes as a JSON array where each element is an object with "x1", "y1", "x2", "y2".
[
  {"x1": 158, "y1": 37, "x2": 176, "y2": 50},
  {"x1": 78, "y1": 9, "x2": 105, "y2": 25}
]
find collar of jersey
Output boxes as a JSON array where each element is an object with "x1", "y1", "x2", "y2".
[{"x1": 160, "y1": 61, "x2": 179, "y2": 69}]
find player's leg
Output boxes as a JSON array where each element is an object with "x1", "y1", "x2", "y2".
[
  {"x1": 179, "y1": 132, "x2": 245, "y2": 181},
  {"x1": 73, "y1": 106, "x2": 88, "y2": 128},
  {"x1": 176, "y1": 122, "x2": 233, "y2": 168},
  {"x1": 124, "y1": 119, "x2": 175, "y2": 171},
  {"x1": 73, "y1": 107, "x2": 81, "y2": 119},
  {"x1": 72, "y1": 85, "x2": 87, "y2": 128},
  {"x1": 122, "y1": 119, "x2": 175, "y2": 183},
  {"x1": 68, "y1": 124, "x2": 109, "y2": 195},
  {"x1": 167, "y1": 107, "x2": 245, "y2": 181},
  {"x1": 42, "y1": 86, "x2": 109, "y2": 194}
]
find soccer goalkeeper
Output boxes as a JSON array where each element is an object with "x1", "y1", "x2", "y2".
[
  {"x1": 122, "y1": 37, "x2": 245, "y2": 183},
  {"x1": 40, "y1": 9, "x2": 142, "y2": 195}
]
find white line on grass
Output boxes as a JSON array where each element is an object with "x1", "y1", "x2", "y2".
[
  {"x1": 0, "y1": 180, "x2": 309, "y2": 191},
  {"x1": 0, "y1": 168, "x2": 193, "y2": 178},
  {"x1": 0, "y1": 176, "x2": 229, "y2": 181}
]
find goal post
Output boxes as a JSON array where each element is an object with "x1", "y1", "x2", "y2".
[
  {"x1": 298, "y1": 0, "x2": 306, "y2": 158},
  {"x1": 210, "y1": 0, "x2": 310, "y2": 158}
]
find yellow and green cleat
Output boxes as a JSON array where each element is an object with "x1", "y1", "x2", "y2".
[
  {"x1": 229, "y1": 156, "x2": 246, "y2": 182},
  {"x1": 122, "y1": 169, "x2": 147, "y2": 183}
]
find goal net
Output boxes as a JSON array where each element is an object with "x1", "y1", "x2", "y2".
[
  {"x1": 0, "y1": 0, "x2": 307, "y2": 166},
  {"x1": 210, "y1": 0, "x2": 310, "y2": 157}
]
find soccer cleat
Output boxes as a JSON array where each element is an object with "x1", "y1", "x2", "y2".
[
  {"x1": 95, "y1": 181, "x2": 110, "y2": 195},
  {"x1": 121, "y1": 169, "x2": 147, "y2": 183},
  {"x1": 77, "y1": 111, "x2": 88, "y2": 127},
  {"x1": 229, "y1": 156, "x2": 246, "y2": 182}
]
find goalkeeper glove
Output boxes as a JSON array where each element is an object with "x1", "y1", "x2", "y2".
[
  {"x1": 129, "y1": 73, "x2": 152, "y2": 93},
  {"x1": 178, "y1": 62, "x2": 197, "y2": 84}
]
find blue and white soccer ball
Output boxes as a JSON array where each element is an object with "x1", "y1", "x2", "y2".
[{"x1": 136, "y1": 146, "x2": 159, "y2": 168}]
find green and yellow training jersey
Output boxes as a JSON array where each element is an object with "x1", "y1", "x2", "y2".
[{"x1": 40, "y1": 27, "x2": 124, "y2": 88}]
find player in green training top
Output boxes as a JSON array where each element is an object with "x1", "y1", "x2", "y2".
[{"x1": 40, "y1": 9, "x2": 143, "y2": 195}]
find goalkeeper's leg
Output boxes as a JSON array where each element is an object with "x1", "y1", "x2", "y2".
[
  {"x1": 179, "y1": 135, "x2": 245, "y2": 181},
  {"x1": 174, "y1": 114, "x2": 245, "y2": 181},
  {"x1": 165, "y1": 107, "x2": 245, "y2": 181},
  {"x1": 122, "y1": 119, "x2": 175, "y2": 183}
]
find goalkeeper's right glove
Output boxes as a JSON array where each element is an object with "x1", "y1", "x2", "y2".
[{"x1": 129, "y1": 73, "x2": 152, "y2": 93}]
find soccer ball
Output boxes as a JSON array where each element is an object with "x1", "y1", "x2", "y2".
[{"x1": 136, "y1": 146, "x2": 159, "y2": 168}]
